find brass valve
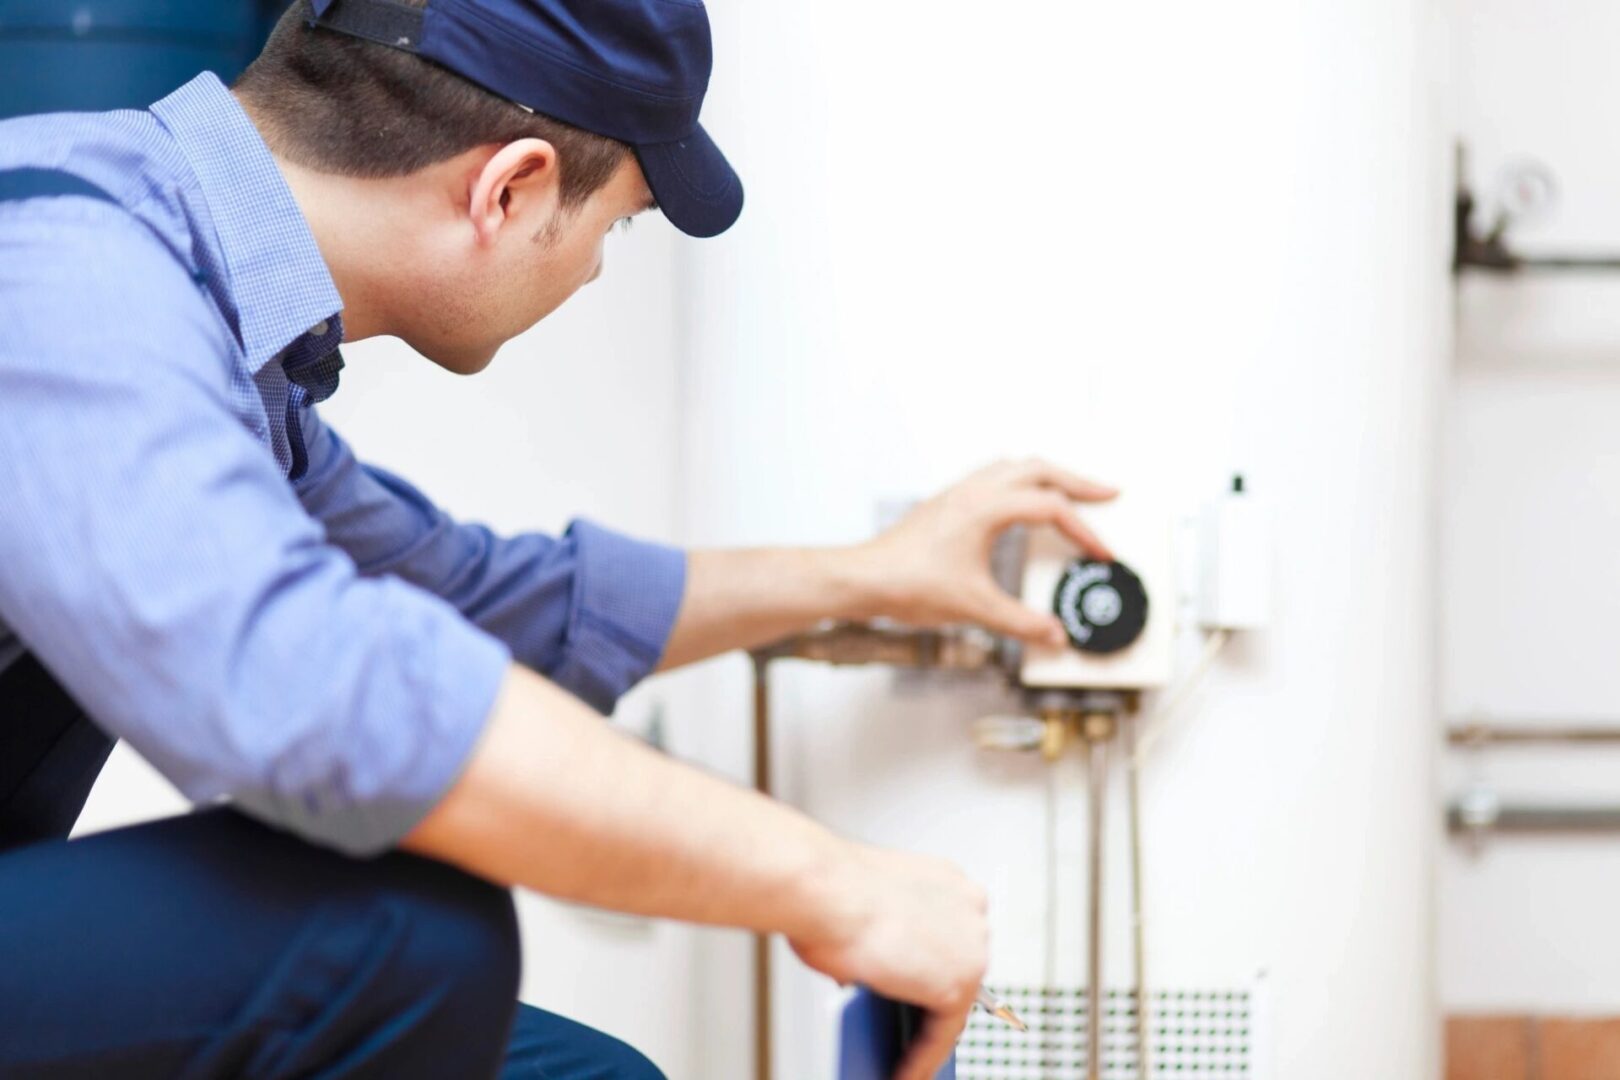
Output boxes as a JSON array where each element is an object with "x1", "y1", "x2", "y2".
[{"x1": 974, "y1": 709, "x2": 1075, "y2": 761}]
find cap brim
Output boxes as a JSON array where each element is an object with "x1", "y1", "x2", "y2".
[{"x1": 633, "y1": 125, "x2": 744, "y2": 239}]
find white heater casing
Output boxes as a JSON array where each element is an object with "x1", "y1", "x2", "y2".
[{"x1": 1018, "y1": 501, "x2": 1176, "y2": 690}]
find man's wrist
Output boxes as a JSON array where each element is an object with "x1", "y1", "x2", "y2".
[
  {"x1": 777, "y1": 828, "x2": 873, "y2": 947},
  {"x1": 806, "y1": 543, "x2": 894, "y2": 623}
]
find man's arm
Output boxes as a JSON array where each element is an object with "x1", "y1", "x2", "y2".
[
  {"x1": 293, "y1": 409, "x2": 682, "y2": 714},
  {"x1": 297, "y1": 413, "x2": 1115, "y2": 704},
  {"x1": 404, "y1": 662, "x2": 990, "y2": 1080},
  {"x1": 658, "y1": 458, "x2": 1119, "y2": 668}
]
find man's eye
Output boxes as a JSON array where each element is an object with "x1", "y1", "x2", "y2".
[{"x1": 614, "y1": 217, "x2": 635, "y2": 234}]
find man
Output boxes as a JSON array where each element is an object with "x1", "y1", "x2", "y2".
[{"x1": 0, "y1": 1, "x2": 1114, "y2": 1076}]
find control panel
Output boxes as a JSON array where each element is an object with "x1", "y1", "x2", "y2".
[{"x1": 1018, "y1": 499, "x2": 1175, "y2": 690}]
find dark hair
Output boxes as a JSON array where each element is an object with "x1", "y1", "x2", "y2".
[{"x1": 234, "y1": 1, "x2": 629, "y2": 208}]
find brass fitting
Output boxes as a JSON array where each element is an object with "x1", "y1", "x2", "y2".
[
  {"x1": 1037, "y1": 708, "x2": 1072, "y2": 762},
  {"x1": 1079, "y1": 710, "x2": 1118, "y2": 744}
]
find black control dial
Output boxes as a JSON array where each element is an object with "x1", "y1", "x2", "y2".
[{"x1": 1052, "y1": 559, "x2": 1149, "y2": 654}]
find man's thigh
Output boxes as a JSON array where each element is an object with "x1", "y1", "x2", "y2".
[{"x1": 0, "y1": 808, "x2": 521, "y2": 1079}]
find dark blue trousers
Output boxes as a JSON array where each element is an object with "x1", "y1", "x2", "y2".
[{"x1": 0, "y1": 654, "x2": 665, "y2": 1079}]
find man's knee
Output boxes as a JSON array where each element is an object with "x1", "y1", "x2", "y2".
[
  {"x1": 381, "y1": 858, "x2": 521, "y2": 1015},
  {"x1": 582, "y1": 1032, "x2": 666, "y2": 1080},
  {"x1": 305, "y1": 852, "x2": 522, "y2": 1078}
]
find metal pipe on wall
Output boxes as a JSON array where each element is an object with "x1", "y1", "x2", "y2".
[
  {"x1": 1447, "y1": 722, "x2": 1620, "y2": 746},
  {"x1": 1079, "y1": 709, "x2": 1118, "y2": 1080},
  {"x1": 751, "y1": 655, "x2": 773, "y2": 1080},
  {"x1": 1125, "y1": 714, "x2": 1152, "y2": 1080},
  {"x1": 752, "y1": 621, "x2": 1007, "y2": 671},
  {"x1": 1448, "y1": 802, "x2": 1620, "y2": 835},
  {"x1": 1084, "y1": 735, "x2": 1107, "y2": 1080}
]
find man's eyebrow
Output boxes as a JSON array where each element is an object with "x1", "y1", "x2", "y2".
[{"x1": 640, "y1": 194, "x2": 659, "y2": 213}]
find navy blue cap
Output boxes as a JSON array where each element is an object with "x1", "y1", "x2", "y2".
[{"x1": 307, "y1": 0, "x2": 742, "y2": 237}]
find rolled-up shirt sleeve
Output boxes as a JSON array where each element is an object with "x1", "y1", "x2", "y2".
[
  {"x1": 0, "y1": 205, "x2": 509, "y2": 856},
  {"x1": 293, "y1": 411, "x2": 687, "y2": 715}
]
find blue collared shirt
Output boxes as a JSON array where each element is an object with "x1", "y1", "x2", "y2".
[{"x1": 0, "y1": 74, "x2": 687, "y2": 855}]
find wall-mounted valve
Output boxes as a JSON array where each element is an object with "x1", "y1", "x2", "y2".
[
  {"x1": 972, "y1": 714, "x2": 1067, "y2": 759},
  {"x1": 1454, "y1": 143, "x2": 1620, "y2": 274}
]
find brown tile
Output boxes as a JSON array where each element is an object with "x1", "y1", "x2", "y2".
[
  {"x1": 1539, "y1": 1017, "x2": 1620, "y2": 1080},
  {"x1": 1446, "y1": 1015, "x2": 1531, "y2": 1080}
]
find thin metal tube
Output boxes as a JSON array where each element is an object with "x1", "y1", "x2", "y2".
[
  {"x1": 1447, "y1": 723, "x2": 1620, "y2": 746},
  {"x1": 1448, "y1": 803, "x2": 1620, "y2": 833},
  {"x1": 1044, "y1": 760, "x2": 1060, "y2": 995},
  {"x1": 751, "y1": 622, "x2": 1007, "y2": 672},
  {"x1": 1134, "y1": 630, "x2": 1229, "y2": 765},
  {"x1": 1460, "y1": 256, "x2": 1620, "y2": 273},
  {"x1": 1039, "y1": 754, "x2": 1061, "y2": 1080},
  {"x1": 751, "y1": 656, "x2": 773, "y2": 1080},
  {"x1": 1126, "y1": 715, "x2": 1151, "y2": 1080},
  {"x1": 1505, "y1": 257, "x2": 1620, "y2": 272},
  {"x1": 1085, "y1": 734, "x2": 1107, "y2": 1080}
]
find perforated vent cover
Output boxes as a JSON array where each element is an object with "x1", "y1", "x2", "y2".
[{"x1": 958, "y1": 985, "x2": 1264, "y2": 1079}]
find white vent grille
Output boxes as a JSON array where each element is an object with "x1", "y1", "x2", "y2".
[{"x1": 958, "y1": 985, "x2": 1262, "y2": 1079}]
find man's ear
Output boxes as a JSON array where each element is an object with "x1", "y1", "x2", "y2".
[{"x1": 468, "y1": 138, "x2": 560, "y2": 245}]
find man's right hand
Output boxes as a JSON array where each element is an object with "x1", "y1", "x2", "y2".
[
  {"x1": 791, "y1": 844, "x2": 990, "y2": 1080},
  {"x1": 405, "y1": 666, "x2": 989, "y2": 1079}
]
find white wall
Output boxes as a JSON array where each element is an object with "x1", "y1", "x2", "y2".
[
  {"x1": 73, "y1": 217, "x2": 704, "y2": 1074},
  {"x1": 1441, "y1": 0, "x2": 1620, "y2": 1013},
  {"x1": 681, "y1": 1, "x2": 1450, "y2": 1076}
]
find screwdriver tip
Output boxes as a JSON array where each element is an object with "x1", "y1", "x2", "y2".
[{"x1": 993, "y1": 1004, "x2": 1029, "y2": 1033}]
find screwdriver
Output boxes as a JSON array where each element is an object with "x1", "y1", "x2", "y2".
[{"x1": 976, "y1": 987, "x2": 1028, "y2": 1032}]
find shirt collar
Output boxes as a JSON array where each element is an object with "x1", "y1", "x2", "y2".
[{"x1": 149, "y1": 73, "x2": 344, "y2": 375}]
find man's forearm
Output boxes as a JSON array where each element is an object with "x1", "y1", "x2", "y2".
[
  {"x1": 655, "y1": 461, "x2": 1118, "y2": 671},
  {"x1": 402, "y1": 663, "x2": 859, "y2": 939},
  {"x1": 657, "y1": 546, "x2": 887, "y2": 670}
]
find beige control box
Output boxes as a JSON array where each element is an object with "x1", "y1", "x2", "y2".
[{"x1": 1018, "y1": 499, "x2": 1176, "y2": 690}]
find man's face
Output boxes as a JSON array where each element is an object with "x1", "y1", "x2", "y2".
[{"x1": 398, "y1": 153, "x2": 656, "y2": 375}]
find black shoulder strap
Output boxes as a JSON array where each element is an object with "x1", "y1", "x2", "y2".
[
  {"x1": 0, "y1": 165, "x2": 199, "y2": 283},
  {"x1": 0, "y1": 168, "x2": 118, "y2": 206},
  {"x1": 0, "y1": 653, "x2": 114, "y2": 853}
]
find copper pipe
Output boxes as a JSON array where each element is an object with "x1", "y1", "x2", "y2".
[
  {"x1": 1125, "y1": 713, "x2": 1151, "y2": 1080},
  {"x1": 1081, "y1": 712, "x2": 1116, "y2": 1080},
  {"x1": 751, "y1": 655, "x2": 773, "y2": 1080},
  {"x1": 1448, "y1": 722, "x2": 1620, "y2": 747},
  {"x1": 752, "y1": 621, "x2": 1007, "y2": 672}
]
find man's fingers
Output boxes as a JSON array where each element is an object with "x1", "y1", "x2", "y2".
[
  {"x1": 992, "y1": 491, "x2": 1114, "y2": 561},
  {"x1": 894, "y1": 1008, "x2": 971, "y2": 1080},
  {"x1": 970, "y1": 582, "x2": 1067, "y2": 647},
  {"x1": 1049, "y1": 505, "x2": 1113, "y2": 561},
  {"x1": 1008, "y1": 458, "x2": 1118, "y2": 503}
]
